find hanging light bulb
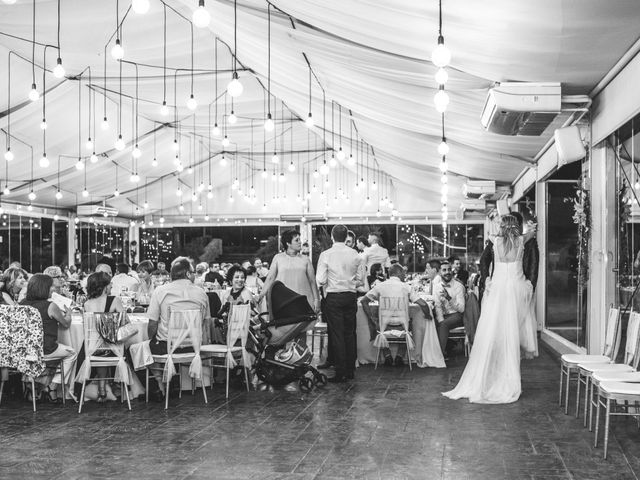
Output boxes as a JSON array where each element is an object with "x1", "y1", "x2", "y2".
[
  {"x1": 271, "y1": 152, "x2": 279, "y2": 164},
  {"x1": 160, "y1": 101, "x2": 169, "y2": 116},
  {"x1": 172, "y1": 139, "x2": 179, "y2": 151},
  {"x1": 113, "y1": 188, "x2": 120, "y2": 197},
  {"x1": 51, "y1": 57, "x2": 65, "y2": 78},
  {"x1": 28, "y1": 83, "x2": 39, "y2": 101},
  {"x1": 191, "y1": 192, "x2": 198, "y2": 202},
  {"x1": 219, "y1": 155, "x2": 228, "y2": 167},
  {"x1": 264, "y1": 113, "x2": 274, "y2": 132},
  {"x1": 101, "y1": 117, "x2": 109, "y2": 130},
  {"x1": 132, "y1": 145, "x2": 142, "y2": 158},
  {"x1": 441, "y1": 174, "x2": 448, "y2": 184},
  {"x1": 372, "y1": 180, "x2": 378, "y2": 191},
  {"x1": 4, "y1": 149, "x2": 14, "y2": 161},
  {"x1": 2, "y1": 186, "x2": 9, "y2": 195},
  {"x1": 437, "y1": 138, "x2": 449, "y2": 156},
  {"x1": 312, "y1": 169, "x2": 319, "y2": 179},
  {"x1": 441, "y1": 184, "x2": 448, "y2": 195},
  {"x1": 85, "y1": 137, "x2": 94, "y2": 150},
  {"x1": 115, "y1": 135, "x2": 125, "y2": 151},
  {"x1": 207, "y1": 191, "x2": 213, "y2": 199},
  {"x1": 320, "y1": 162, "x2": 330, "y2": 175},
  {"x1": 336, "y1": 148, "x2": 345, "y2": 161},
  {"x1": 151, "y1": 157, "x2": 158, "y2": 167},
  {"x1": 111, "y1": 39, "x2": 124, "y2": 60},
  {"x1": 212, "y1": 123, "x2": 221, "y2": 136},
  {"x1": 260, "y1": 169, "x2": 267, "y2": 179},
  {"x1": 27, "y1": 204, "x2": 33, "y2": 211},
  {"x1": 39, "y1": 153, "x2": 49, "y2": 168},
  {"x1": 221, "y1": 136, "x2": 230, "y2": 148},
  {"x1": 271, "y1": 172, "x2": 277, "y2": 182},
  {"x1": 192, "y1": 0, "x2": 210, "y2": 28},
  {"x1": 159, "y1": 216, "x2": 165, "y2": 224},
  {"x1": 347, "y1": 154, "x2": 355, "y2": 166},
  {"x1": 40, "y1": 119, "x2": 48, "y2": 130},
  {"x1": 131, "y1": 0, "x2": 150, "y2": 14},
  {"x1": 82, "y1": 188, "x2": 89, "y2": 197},
  {"x1": 178, "y1": 203, "x2": 185, "y2": 211},
  {"x1": 130, "y1": 172, "x2": 140, "y2": 183},
  {"x1": 75, "y1": 158, "x2": 84, "y2": 170},
  {"x1": 434, "y1": 87, "x2": 450, "y2": 113},
  {"x1": 28, "y1": 190, "x2": 36, "y2": 201},
  {"x1": 55, "y1": 189, "x2": 62, "y2": 200},
  {"x1": 279, "y1": 172, "x2": 286, "y2": 183},
  {"x1": 227, "y1": 72, "x2": 243, "y2": 97},
  {"x1": 186, "y1": 94, "x2": 197, "y2": 110},
  {"x1": 435, "y1": 67, "x2": 448, "y2": 85},
  {"x1": 288, "y1": 162, "x2": 295, "y2": 172},
  {"x1": 305, "y1": 113, "x2": 314, "y2": 128},
  {"x1": 431, "y1": 37, "x2": 451, "y2": 67},
  {"x1": 228, "y1": 111, "x2": 237, "y2": 124},
  {"x1": 441, "y1": 194, "x2": 447, "y2": 204},
  {"x1": 439, "y1": 160, "x2": 448, "y2": 173},
  {"x1": 74, "y1": 216, "x2": 79, "y2": 224}
]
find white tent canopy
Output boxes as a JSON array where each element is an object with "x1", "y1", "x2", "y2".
[{"x1": 1, "y1": 0, "x2": 639, "y2": 222}]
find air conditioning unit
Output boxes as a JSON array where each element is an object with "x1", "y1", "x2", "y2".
[
  {"x1": 463, "y1": 180, "x2": 496, "y2": 198},
  {"x1": 460, "y1": 199, "x2": 486, "y2": 211},
  {"x1": 77, "y1": 205, "x2": 119, "y2": 217},
  {"x1": 481, "y1": 82, "x2": 561, "y2": 136}
]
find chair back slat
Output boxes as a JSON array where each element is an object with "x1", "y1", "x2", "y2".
[
  {"x1": 227, "y1": 304, "x2": 251, "y2": 348},
  {"x1": 603, "y1": 307, "x2": 621, "y2": 359},
  {"x1": 378, "y1": 296, "x2": 410, "y2": 331},
  {"x1": 167, "y1": 308, "x2": 203, "y2": 352},
  {"x1": 627, "y1": 312, "x2": 640, "y2": 369}
]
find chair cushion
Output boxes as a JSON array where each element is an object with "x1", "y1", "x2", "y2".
[
  {"x1": 593, "y1": 371, "x2": 640, "y2": 383},
  {"x1": 200, "y1": 344, "x2": 243, "y2": 354},
  {"x1": 579, "y1": 363, "x2": 633, "y2": 373},
  {"x1": 600, "y1": 381, "x2": 640, "y2": 395},
  {"x1": 561, "y1": 354, "x2": 610, "y2": 365},
  {"x1": 152, "y1": 353, "x2": 196, "y2": 363}
]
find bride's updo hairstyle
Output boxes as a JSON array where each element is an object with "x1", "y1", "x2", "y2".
[{"x1": 498, "y1": 214, "x2": 521, "y2": 254}]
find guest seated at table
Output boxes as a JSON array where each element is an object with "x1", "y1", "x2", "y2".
[
  {"x1": 366, "y1": 263, "x2": 386, "y2": 290},
  {"x1": 151, "y1": 261, "x2": 170, "y2": 286},
  {"x1": 20, "y1": 274, "x2": 78, "y2": 402},
  {"x1": 135, "y1": 260, "x2": 155, "y2": 304},
  {"x1": 218, "y1": 264, "x2": 254, "y2": 315},
  {"x1": 111, "y1": 263, "x2": 139, "y2": 297},
  {"x1": 433, "y1": 261, "x2": 466, "y2": 359},
  {"x1": 361, "y1": 264, "x2": 428, "y2": 367},
  {"x1": 84, "y1": 271, "x2": 125, "y2": 401},
  {"x1": 204, "y1": 262, "x2": 225, "y2": 287},
  {"x1": 44, "y1": 265, "x2": 68, "y2": 298},
  {"x1": 194, "y1": 262, "x2": 209, "y2": 287},
  {"x1": 244, "y1": 266, "x2": 264, "y2": 296},
  {"x1": 0, "y1": 267, "x2": 28, "y2": 305},
  {"x1": 254, "y1": 258, "x2": 269, "y2": 281},
  {"x1": 147, "y1": 257, "x2": 211, "y2": 353}
]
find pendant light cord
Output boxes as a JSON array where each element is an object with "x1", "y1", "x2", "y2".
[{"x1": 32, "y1": 0, "x2": 36, "y2": 84}]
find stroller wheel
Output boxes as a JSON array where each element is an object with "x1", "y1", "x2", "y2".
[
  {"x1": 315, "y1": 372, "x2": 328, "y2": 387},
  {"x1": 299, "y1": 377, "x2": 313, "y2": 393}
]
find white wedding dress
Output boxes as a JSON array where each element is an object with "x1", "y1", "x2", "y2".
[{"x1": 442, "y1": 235, "x2": 537, "y2": 404}]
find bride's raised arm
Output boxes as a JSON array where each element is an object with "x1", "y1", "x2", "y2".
[{"x1": 523, "y1": 228, "x2": 537, "y2": 243}]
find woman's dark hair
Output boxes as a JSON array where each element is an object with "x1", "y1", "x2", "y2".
[
  {"x1": 367, "y1": 263, "x2": 384, "y2": 287},
  {"x1": 226, "y1": 264, "x2": 247, "y2": 284},
  {"x1": 86, "y1": 271, "x2": 112, "y2": 299},
  {"x1": 246, "y1": 265, "x2": 257, "y2": 275},
  {"x1": 137, "y1": 260, "x2": 155, "y2": 274},
  {"x1": 25, "y1": 274, "x2": 53, "y2": 301},
  {"x1": 280, "y1": 229, "x2": 300, "y2": 251},
  {"x1": 356, "y1": 236, "x2": 369, "y2": 247}
]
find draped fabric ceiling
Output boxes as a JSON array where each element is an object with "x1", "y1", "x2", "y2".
[{"x1": 0, "y1": 0, "x2": 639, "y2": 222}]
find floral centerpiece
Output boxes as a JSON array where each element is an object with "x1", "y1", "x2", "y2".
[{"x1": 564, "y1": 183, "x2": 590, "y2": 287}]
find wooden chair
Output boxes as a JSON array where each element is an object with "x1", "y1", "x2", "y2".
[
  {"x1": 0, "y1": 368, "x2": 37, "y2": 412},
  {"x1": 145, "y1": 308, "x2": 208, "y2": 409},
  {"x1": 201, "y1": 304, "x2": 251, "y2": 399},
  {"x1": 559, "y1": 306, "x2": 621, "y2": 414},
  {"x1": 373, "y1": 296, "x2": 414, "y2": 370}
]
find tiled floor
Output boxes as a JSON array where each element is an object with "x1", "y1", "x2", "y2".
[{"x1": 1, "y1": 347, "x2": 640, "y2": 480}]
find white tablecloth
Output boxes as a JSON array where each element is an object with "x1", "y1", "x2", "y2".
[{"x1": 356, "y1": 302, "x2": 446, "y2": 368}]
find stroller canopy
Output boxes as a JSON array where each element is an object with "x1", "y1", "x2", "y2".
[{"x1": 267, "y1": 281, "x2": 316, "y2": 327}]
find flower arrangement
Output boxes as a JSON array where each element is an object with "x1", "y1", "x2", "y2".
[{"x1": 564, "y1": 183, "x2": 590, "y2": 286}]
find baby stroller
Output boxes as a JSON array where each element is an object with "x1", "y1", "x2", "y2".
[{"x1": 249, "y1": 281, "x2": 327, "y2": 392}]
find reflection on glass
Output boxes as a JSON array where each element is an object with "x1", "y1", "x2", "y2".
[{"x1": 545, "y1": 181, "x2": 583, "y2": 347}]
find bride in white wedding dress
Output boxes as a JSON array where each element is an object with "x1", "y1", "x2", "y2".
[{"x1": 443, "y1": 214, "x2": 537, "y2": 404}]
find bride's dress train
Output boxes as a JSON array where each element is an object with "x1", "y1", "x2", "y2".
[{"x1": 442, "y1": 236, "x2": 536, "y2": 404}]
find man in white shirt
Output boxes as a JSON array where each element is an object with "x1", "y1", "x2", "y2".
[
  {"x1": 316, "y1": 225, "x2": 365, "y2": 383},
  {"x1": 433, "y1": 261, "x2": 466, "y2": 357},
  {"x1": 110, "y1": 263, "x2": 140, "y2": 297},
  {"x1": 363, "y1": 233, "x2": 391, "y2": 272},
  {"x1": 361, "y1": 264, "x2": 423, "y2": 367}
]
